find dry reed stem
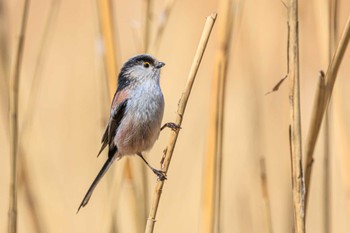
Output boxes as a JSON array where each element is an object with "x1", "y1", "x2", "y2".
[
  {"x1": 97, "y1": 0, "x2": 118, "y2": 98},
  {"x1": 260, "y1": 157, "x2": 274, "y2": 233},
  {"x1": 8, "y1": 0, "x2": 30, "y2": 232},
  {"x1": 201, "y1": 1, "x2": 233, "y2": 233},
  {"x1": 18, "y1": 152, "x2": 46, "y2": 233},
  {"x1": 0, "y1": 0, "x2": 8, "y2": 77},
  {"x1": 143, "y1": 0, "x2": 152, "y2": 52},
  {"x1": 144, "y1": 13, "x2": 217, "y2": 233},
  {"x1": 20, "y1": 0, "x2": 60, "y2": 135},
  {"x1": 304, "y1": 71, "x2": 326, "y2": 212},
  {"x1": 0, "y1": 0, "x2": 9, "y2": 119},
  {"x1": 96, "y1": 1, "x2": 143, "y2": 231},
  {"x1": 123, "y1": 161, "x2": 143, "y2": 233},
  {"x1": 304, "y1": 14, "x2": 350, "y2": 213},
  {"x1": 287, "y1": 0, "x2": 305, "y2": 232},
  {"x1": 95, "y1": 1, "x2": 134, "y2": 231},
  {"x1": 150, "y1": 0, "x2": 176, "y2": 53},
  {"x1": 140, "y1": 0, "x2": 156, "y2": 221},
  {"x1": 15, "y1": 2, "x2": 61, "y2": 232},
  {"x1": 322, "y1": 1, "x2": 338, "y2": 231}
]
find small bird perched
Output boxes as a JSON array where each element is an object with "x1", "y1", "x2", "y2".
[{"x1": 78, "y1": 54, "x2": 178, "y2": 212}]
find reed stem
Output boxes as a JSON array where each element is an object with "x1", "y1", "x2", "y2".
[
  {"x1": 287, "y1": 0, "x2": 305, "y2": 232},
  {"x1": 8, "y1": 0, "x2": 30, "y2": 232},
  {"x1": 144, "y1": 13, "x2": 217, "y2": 233}
]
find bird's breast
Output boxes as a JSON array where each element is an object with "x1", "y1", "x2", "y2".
[{"x1": 115, "y1": 81, "x2": 164, "y2": 155}]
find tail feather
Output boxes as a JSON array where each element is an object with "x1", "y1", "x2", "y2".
[{"x1": 77, "y1": 155, "x2": 116, "y2": 213}]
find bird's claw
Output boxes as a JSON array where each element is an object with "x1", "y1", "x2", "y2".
[
  {"x1": 153, "y1": 169, "x2": 167, "y2": 181},
  {"x1": 161, "y1": 122, "x2": 181, "y2": 132}
]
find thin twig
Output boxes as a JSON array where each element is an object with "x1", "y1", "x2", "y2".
[
  {"x1": 95, "y1": 1, "x2": 131, "y2": 232},
  {"x1": 201, "y1": 1, "x2": 233, "y2": 232},
  {"x1": 304, "y1": 71, "x2": 326, "y2": 213},
  {"x1": 140, "y1": 0, "x2": 155, "y2": 222},
  {"x1": 151, "y1": 0, "x2": 176, "y2": 53},
  {"x1": 144, "y1": 13, "x2": 217, "y2": 233},
  {"x1": 96, "y1": 0, "x2": 118, "y2": 99},
  {"x1": 304, "y1": 14, "x2": 350, "y2": 213},
  {"x1": 16, "y1": 2, "x2": 61, "y2": 232},
  {"x1": 143, "y1": 0, "x2": 153, "y2": 52},
  {"x1": 18, "y1": 152, "x2": 46, "y2": 233},
  {"x1": 8, "y1": 0, "x2": 31, "y2": 233},
  {"x1": 322, "y1": 2, "x2": 337, "y2": 232},
  {"x1": 0, "y1": 0, "x2": 9, "y2": 122},
  {"x1": 20, "y1": 0, "x2": 61, "y2": 135},
  {"x1": 287, "y1": 0, "x2": 305, "y2": 232}
]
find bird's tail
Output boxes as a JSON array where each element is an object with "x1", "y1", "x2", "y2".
[{"x1": 77, "y1": 155, "x2": 116, "y2": 213}]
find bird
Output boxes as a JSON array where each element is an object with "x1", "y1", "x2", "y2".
[{"x1": 77, "y1": 54, "x2": 179, "y2": 212}]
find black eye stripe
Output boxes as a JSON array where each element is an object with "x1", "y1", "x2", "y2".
[{"x1": 134, "y1": 56, "x2": 155, "y2": 66}]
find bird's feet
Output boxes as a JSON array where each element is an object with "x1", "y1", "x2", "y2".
[
  {"x1": 152, "y1": 168, "x2": 167, "y2": 181},
  {"x1": 161, "y1": 122, "x2": 181, "y2": 132}
]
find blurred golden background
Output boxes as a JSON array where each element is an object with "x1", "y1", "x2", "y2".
[{"x1": 1, "y1": 0, "x2": 350, "y2": 232}]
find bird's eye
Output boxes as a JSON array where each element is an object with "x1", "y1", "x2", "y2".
[{"x1": 143, "y1": 62, "x2": 150, "y2": 68}]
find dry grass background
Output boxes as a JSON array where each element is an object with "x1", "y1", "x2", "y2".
[{"x1": 1, "y1": 0, "x2": 350, "y2": 233}]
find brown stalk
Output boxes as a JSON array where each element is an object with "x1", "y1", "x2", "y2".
[
  {"x1": 0, "y1": 0, "x2": 9, "y2": 122},
  {"x1": 16, "y1": 2, "x2": 61, "y2": 232},
  {"x1": 95, "y1": 1, "x2": 135, "y2": 232},
  {"x1": 287, "y1": 0, "x2": 305, "y2": 233},
  {"x1": 8, "y1": 0, "x2": 31, "y2": 232},
  {"x1": 0, "y1": 0, "x2": 8, "y2": 76},
  {"x1": 18, "y1": 153, "x2": 46, "y2": 233},
  {"x1": 260, "y1": 157, "x2": 274, "y2": 233},
  {"x1": 304, "y1": 14, "x2": 350, "y2": 213},
  {"x1": 304, "y1": 71, "x2": 326, "y2": 212},
  {"x1": 139, "y1": 0, "x2": 177, "y2": 223},
  {"x1": 20, "y1": 0, "x2": 61, "y2": 135},
  {"x1": 139, "y1": 0, "x2": 156, "y2": 222},
  {"x1": 201, "y1": 1, "x2": 233, "y2": 232},
  {"x1": 96, "y1": 0, "x2": 118, "y2": 98},
  {"x1": 144, "y1": 13, "x2": 217, "y2": 233},
  {"x1": 321, "y1": 1, "x2": 337, "y2": 232},
  {"x1": 150, "y1": 0, "x2": 176, "y2": 53},
  {"x1": 143, "y1": 0, "x2": 153, "y2": 52}
]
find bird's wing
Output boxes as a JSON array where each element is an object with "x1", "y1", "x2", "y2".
[
  {"x1": 97, "y1": 90, "x2": 129, "y2": 157},
  {"x1": 78, "y1": 91, "x2": 130, "y2": 212}
]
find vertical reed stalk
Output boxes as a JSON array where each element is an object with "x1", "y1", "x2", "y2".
[
  {"x1": 260, "y1": 157, "x2": 274, "y2": 233},
  {"x1": 201, "y1": 1, "x2": 233, "y2": 232},
  {"x1": 20, "y1": 0, "x2": 61, "y2": 135},
  {"x1": 304, "y1": 71, "x2": 326, "y2": 215},
  {"x1": 96, "y1": 0, "x2": 118, "y2": 98},
  {"x1": 18, "y1": 153, "x2": 46, "y2": 233},
  {"x1": 151, "y1": 0, "x2": 176, "y2": 53},
  {"x1": 16, "y1": 3, "x2": 61, "y2": 232},
  {"x1": 322, "y1": 1, "x2": 337, "y2": 232},
  {"x1": 143, "y1": 0, "x2": 153, "y2": 52},
  {"x1": 304, "y1": 14, "x2": 350, "y2": 213},
  {"x1": 95, "y1": 1, "x2": 133, "y2": 232},
  {"x1": 140, "y1": 0, "x2": 156, "y2": 223},
  {"x1": 8, "y1": 0, "x2": 30, "y2": 232},
  {"x1": 145, "y1": 13, "x2": 217, "y2": 233},
  {"x1": 287, "y1": 0, "x2": 305, "y2": 232},
  {"x1": 0, "y1": 0, "x2": 9, "y2": 121}
]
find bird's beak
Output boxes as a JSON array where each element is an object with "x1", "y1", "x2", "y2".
[{"x1": 155, "y1": 62, "x2": 165, "y2": 69}]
